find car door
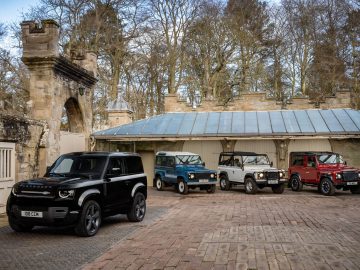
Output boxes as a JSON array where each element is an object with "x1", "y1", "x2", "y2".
[
  {"x1": 231, "y1": 155, "x2": 244, "y2": 183},
  {"x1": 164, "y1": 157, "x2": 177, "y2": 184},
  {"x1": 303, "y1": 156, "x2": 317, "y2": 183},
  {"x1": 104, "y1": 157, "x2": 129, "y2": 211}
]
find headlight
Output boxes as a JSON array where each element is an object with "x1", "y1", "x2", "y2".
[
  {"x1": 188, "y1": 173, "x2": 195, "y2": 179},
  {"x1": 258, "y1": 172, "x2": 264, "y2": 179},
  {"x1": 58, "y1": 189, "x2": 75, "y2": 199},
  {"x1": 210, "y1": 173, "x2": 215, "y2": 178},
  {"x1": 279, "y1": 171, "x2": 284, "y2": 178},
  {"x1": 336, "y1": 173, "x2": 342, "y2": 180},
  {"x1": 11, "y1": 185, "x2": 19, "y2": 196},
  {"x1": 358, "y1": 173, "x2": 360, "y2": 179}
]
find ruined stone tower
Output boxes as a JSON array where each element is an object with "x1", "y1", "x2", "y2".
[{"x1": 21, "y1": 20, "x2": 97, "y2": 174}]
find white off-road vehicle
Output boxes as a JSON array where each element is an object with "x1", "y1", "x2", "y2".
[{"x1": 218, "y1": 152, "x2": 287, "y2": 194}]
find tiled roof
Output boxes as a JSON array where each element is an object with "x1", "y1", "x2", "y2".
[{"x1": 93, "y1": 109, "x2": 360, "y2": 139}]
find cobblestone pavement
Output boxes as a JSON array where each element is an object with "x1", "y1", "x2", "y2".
[
  {"x1": 82, "y1": 187, "x2": 360, "y2": 270},
  {"x1": 0, "y1": 201, "x2": 167, "y2": 270}
]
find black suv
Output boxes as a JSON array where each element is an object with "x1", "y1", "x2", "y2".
[{"x1": 7, "y1": 152, "x2": 147, "y2": 237}]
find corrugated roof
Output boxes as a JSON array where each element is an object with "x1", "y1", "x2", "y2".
[{"x1": 93, "y1": 109, "x2": 360, "y2": 139}]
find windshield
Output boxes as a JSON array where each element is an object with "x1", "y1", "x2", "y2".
[
  {"x1": 49, "y1": 155, "x2": 106, "y2": 178},
  {"x1": 317, "y1": 154, "x2": 344, "y2": 164},
  {"x1": 243, "y1": 155, "x2": 270, "y2": 165},
  {"x1": 175, "y1": 155, "x2": 203, "y2": 165}
]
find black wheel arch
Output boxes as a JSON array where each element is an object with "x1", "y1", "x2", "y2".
[{"x1": 219, "y1": 171, "x2": 229, "y2": 179}]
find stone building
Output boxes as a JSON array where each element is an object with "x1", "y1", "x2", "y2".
[
  {"x1": 93, "y1": 94, "x2": 360, "y2": 186},
  {"x1": 0, "y1": 20, "x2": 97, "y2": 213}
]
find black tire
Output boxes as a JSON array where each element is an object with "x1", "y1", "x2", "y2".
[
  {"x1": 350, "y1": 185, "x2": 360, "y2": 194},
  {"x1": 272, "y1": 183, "x2": 285, "y2": 194},
  {"x1": 177, "y1": 179, "x2": 189, "y2": 195},
  {"x1": 155, "y1": 176, "x2": 164, "y2": 191},
  {"x1": 75, "y1": 200, "x2": 101, "y2": 237},
  {"x1": 245, "y1": 178, "x2": 258, "y2": 194},
  {"x1": 127, "y1": 193, "x2": 146, "y2": 222},
  {"x1": 8, "y1": 216, "x2": 33, "y2": 232},
  {"x1": 320, "y1": 178, "x2": 335, "y2": 196},
  {"x1": 290, "y1": 175, "x2": 303, "y2": 191},
  {"x1": 219, "y1": 175, "x2": 230, "y2": 191},
  {"x1": 207, "y1": 185, "x2": 216, "y2": 193}
]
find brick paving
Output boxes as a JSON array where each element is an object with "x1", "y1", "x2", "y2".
[
  {"x1": 1, "y1": 188, "x2": 360, "y2": 270},
  {"x1": 0, "y1": 204, "x2": 167, "y2": 270},
  {"x1": 82, "y1": 188, "x2": 360, "y2": 270}
]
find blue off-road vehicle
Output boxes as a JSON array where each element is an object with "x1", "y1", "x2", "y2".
[{"x1": 154, "y1": 151, "x2": 217, "y2": 194}]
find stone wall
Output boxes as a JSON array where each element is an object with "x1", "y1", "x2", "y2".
[
  {"x1": 0, "y1": 113, "x2": 46, "y2": 181},
  {"x1": 21, "y1": 19, "x2": 97, "y2": 174},
  {"x1": 164, "y1": 90, "x2": 352, "y2": 113}
]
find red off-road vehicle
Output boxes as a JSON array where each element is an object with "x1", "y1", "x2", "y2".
[{"x1": 288, "y1": 152, "x2": 360, "y2": 196}]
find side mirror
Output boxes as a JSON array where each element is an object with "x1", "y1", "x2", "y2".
[
  {"x1": 270, "y1": 161, "x2": 273, "y2": 167},
  {"x1": 344, "y1": 161, "x2": 347, "y2": 165},
  {"x1": 202, "y1": 162, "x2": 205, "y2": 167}
]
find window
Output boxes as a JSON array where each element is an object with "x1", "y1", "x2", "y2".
[
  {"x1": 219, "y1": 155, "x2": 233, "y2": 166},
  {"x1": 175, "y1": 155, "x2": 202, "y2": 165},
  {"x1": 106, "y1": 158, "x2": 125, "y2": 177},
  {"x1": 50, "y1": 156, "x2": 106, "y2": 178},
  {"x1": 125, "y1": 156, "x2": 144, "y2": 174},
  {"x1": 307, "y1": 156, "x2": 316, "y2": 167},
  {"x1": 242, "y1": 155, "x2": 270, "y2": 165},
  {"x1": 292, "y1": 156, "x2": 304, "y2": 166}
]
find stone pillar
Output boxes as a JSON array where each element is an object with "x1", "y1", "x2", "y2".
[
  {"x1": 273, "y1": 139, "x2": 290, "y2": 169},
  {"x1": 21, "y1": 20, "x2": 97, "y2": 174},
  {"x1": 220, "y1": 140, "x2": 236, "y2": 152},
  {"x1": 108, "y1": 110, "x2": 133, "y2": 127}
]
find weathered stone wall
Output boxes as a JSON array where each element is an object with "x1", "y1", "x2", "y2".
[
  {"x1": 165, "y1": 90, "x2": 352, "y2": 113},
  {"x1": 21, "y1": 19, "x2": 97, "y2": 175},
  {"x1": 0, "y1": 114, "x2": 46, "y2": 181}
]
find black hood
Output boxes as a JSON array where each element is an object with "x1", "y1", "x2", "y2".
[{"x1": 17, "y1": 176, "x2": 88, "y2": 190}]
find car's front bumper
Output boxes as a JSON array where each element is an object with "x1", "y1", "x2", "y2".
[
  {"x1": 255, "y1": 178, "x2": 288, "y2": 185},
  {"x1": 186, "y1": 179, "x2": 217, "y2": 186}
]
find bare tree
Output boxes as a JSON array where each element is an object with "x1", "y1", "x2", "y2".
[{"x1": 148, "y1": 0, "x2": 199, "y2": 94}]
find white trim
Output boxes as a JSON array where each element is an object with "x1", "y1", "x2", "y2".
[
  {"x1": 78, "y1": 189, "x2": 100, "y2": 207},
  {"x1": 131, "y1": 182, "x2": 145, "y2": 197}
]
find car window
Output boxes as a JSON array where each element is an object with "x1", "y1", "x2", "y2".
[
  {"x1": 51, "y1": 156, "x2": 106, "y2": 178},
  {"x1": 176, "y1": 155, "x2": 202, "y2": 165},
  {"x1": 243, "y1": 155, "x2": 269, "y2": 165},
  {"x1": 292, "y1": 155, "x2": 304, "y2": 166},
  {"x1": 317, "y1": 154, "x2": 344, "y2": 164},
  {"x1": 219, "y1": 155, "x2": 233, "y2": 166},
  {"x1": 106, "y1": 158, "x2": 125, "y2": 177},
  {"x1": 125, "y1": 156, "x2": 144, "y2": 174},
  {"x1": 307, "y1": 156, "x2": 316, "y2": 167}
]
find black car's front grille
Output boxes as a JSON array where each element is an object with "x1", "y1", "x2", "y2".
[
  {"x1": 343, "y1": 171, "x2": 359, "y2": 181},
  {"x1": 18, "y1": 184, "x2": 55, "y2": 198},
  {"x1": 266, "y1": 172, "x2": 279, "y2": 180},
  {"x1": 195, "y1": 173, "x2": 212, "y2": 179}
]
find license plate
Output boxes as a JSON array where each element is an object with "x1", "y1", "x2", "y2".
[
  {"x1": 21, "y1": 211, "x2": 43, "y2": 218},
  {"x1": 268, "y1": 180, "x2": 278, "y2": 184},
  {"x1": 199, "y1": 179, "x2": 208, "y2": 183},
  {"x1": 347, "y1": 182, "x2": 358, "y2": 186}
]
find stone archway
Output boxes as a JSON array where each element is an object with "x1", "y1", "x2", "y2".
[
  {"x1": 59, "y1": 98, "x2": 86, "y2": 155},
  {"x1": 21, "y1": 20, "x2": 97, "y2": 175},
  {"x1": 63, "y1": 97, "x2": 85, "y2": 133}
]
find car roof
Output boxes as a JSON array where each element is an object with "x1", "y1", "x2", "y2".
[
  {"x1": 220, "y1": 151, "x2": 265, "y2": 156},
  {"x1": 290, "y1": 151, "x2": 338, "y2": 156},
  {"x1": 63, "y1": 151, "x2": 140, "y2": 157},
  {"x1": 156, "y1": 151, "x2": 199, "y2": 156}
]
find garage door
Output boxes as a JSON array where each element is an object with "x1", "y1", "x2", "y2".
[
  {"x1": 139, "y1": 151, "x2": 155, "y2": 186},
  {"x1": 235, "y1": 140, "x2": 277, "y2": 167},
  {"x1": 182, "y1": 141, "x2": 223, "y2": 170}
]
